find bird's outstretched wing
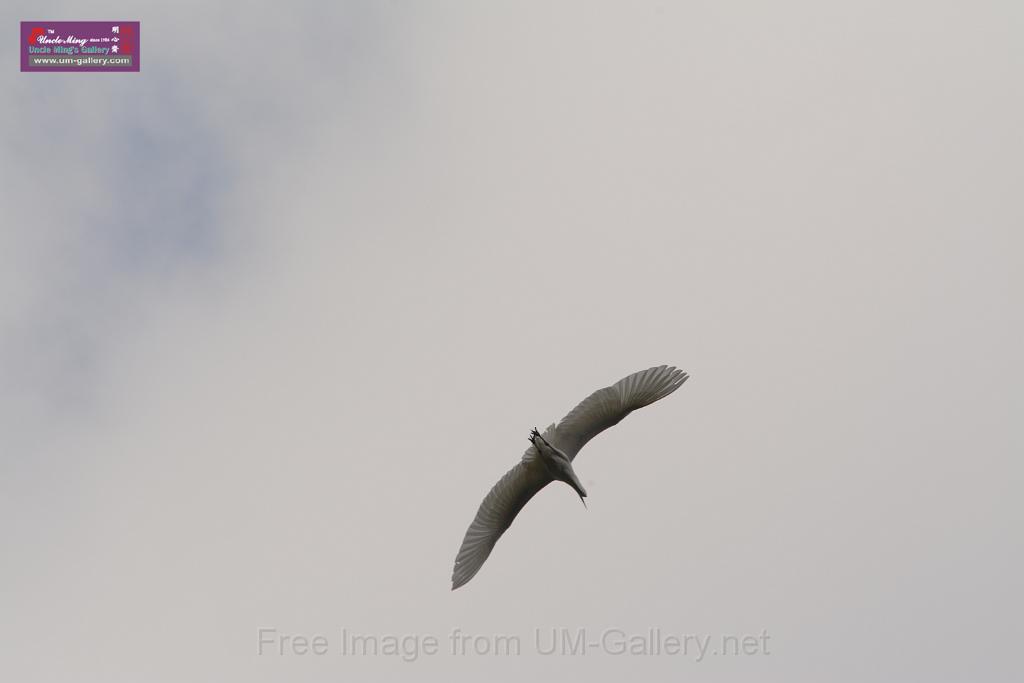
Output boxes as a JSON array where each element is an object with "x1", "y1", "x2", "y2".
[
  {"x1": 451, "y1": 461, "x2": 552, "y2": 590},
  {"x1": 551, "y1": 365, "x2": 689, "y2": 461}
]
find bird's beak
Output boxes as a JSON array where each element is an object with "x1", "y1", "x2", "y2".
[{"x1": 572, "y1": 483, "x2": 588, "y2": 509}]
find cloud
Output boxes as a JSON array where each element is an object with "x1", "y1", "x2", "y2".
[{"x1": 0, "y1": 1, "x2": 414, "y2": 453}]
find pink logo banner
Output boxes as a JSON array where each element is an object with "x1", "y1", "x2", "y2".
[{"x1": 21, "y1": 21, "x2": 140, "y2": 72}]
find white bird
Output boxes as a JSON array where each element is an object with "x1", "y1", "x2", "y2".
[{"x1": 451, "y1": 365, "x2": 689, "y2": 589}]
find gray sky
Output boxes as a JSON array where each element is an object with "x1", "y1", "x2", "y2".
[{"x1": 2, "y1": 1, "x2": 1021, "y2": 681}]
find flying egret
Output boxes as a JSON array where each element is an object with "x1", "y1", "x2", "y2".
[{"x1": 451, "y1": 365, "x2": 689, "y2": 589}]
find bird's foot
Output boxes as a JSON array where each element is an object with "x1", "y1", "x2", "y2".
[{"x1": 528, "y1": 427, "x2": 541, "y2": 444}]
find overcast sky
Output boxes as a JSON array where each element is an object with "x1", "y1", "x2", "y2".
[{"x1": 2, "y1": 1, "x2": 1021, "y2": 681}]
